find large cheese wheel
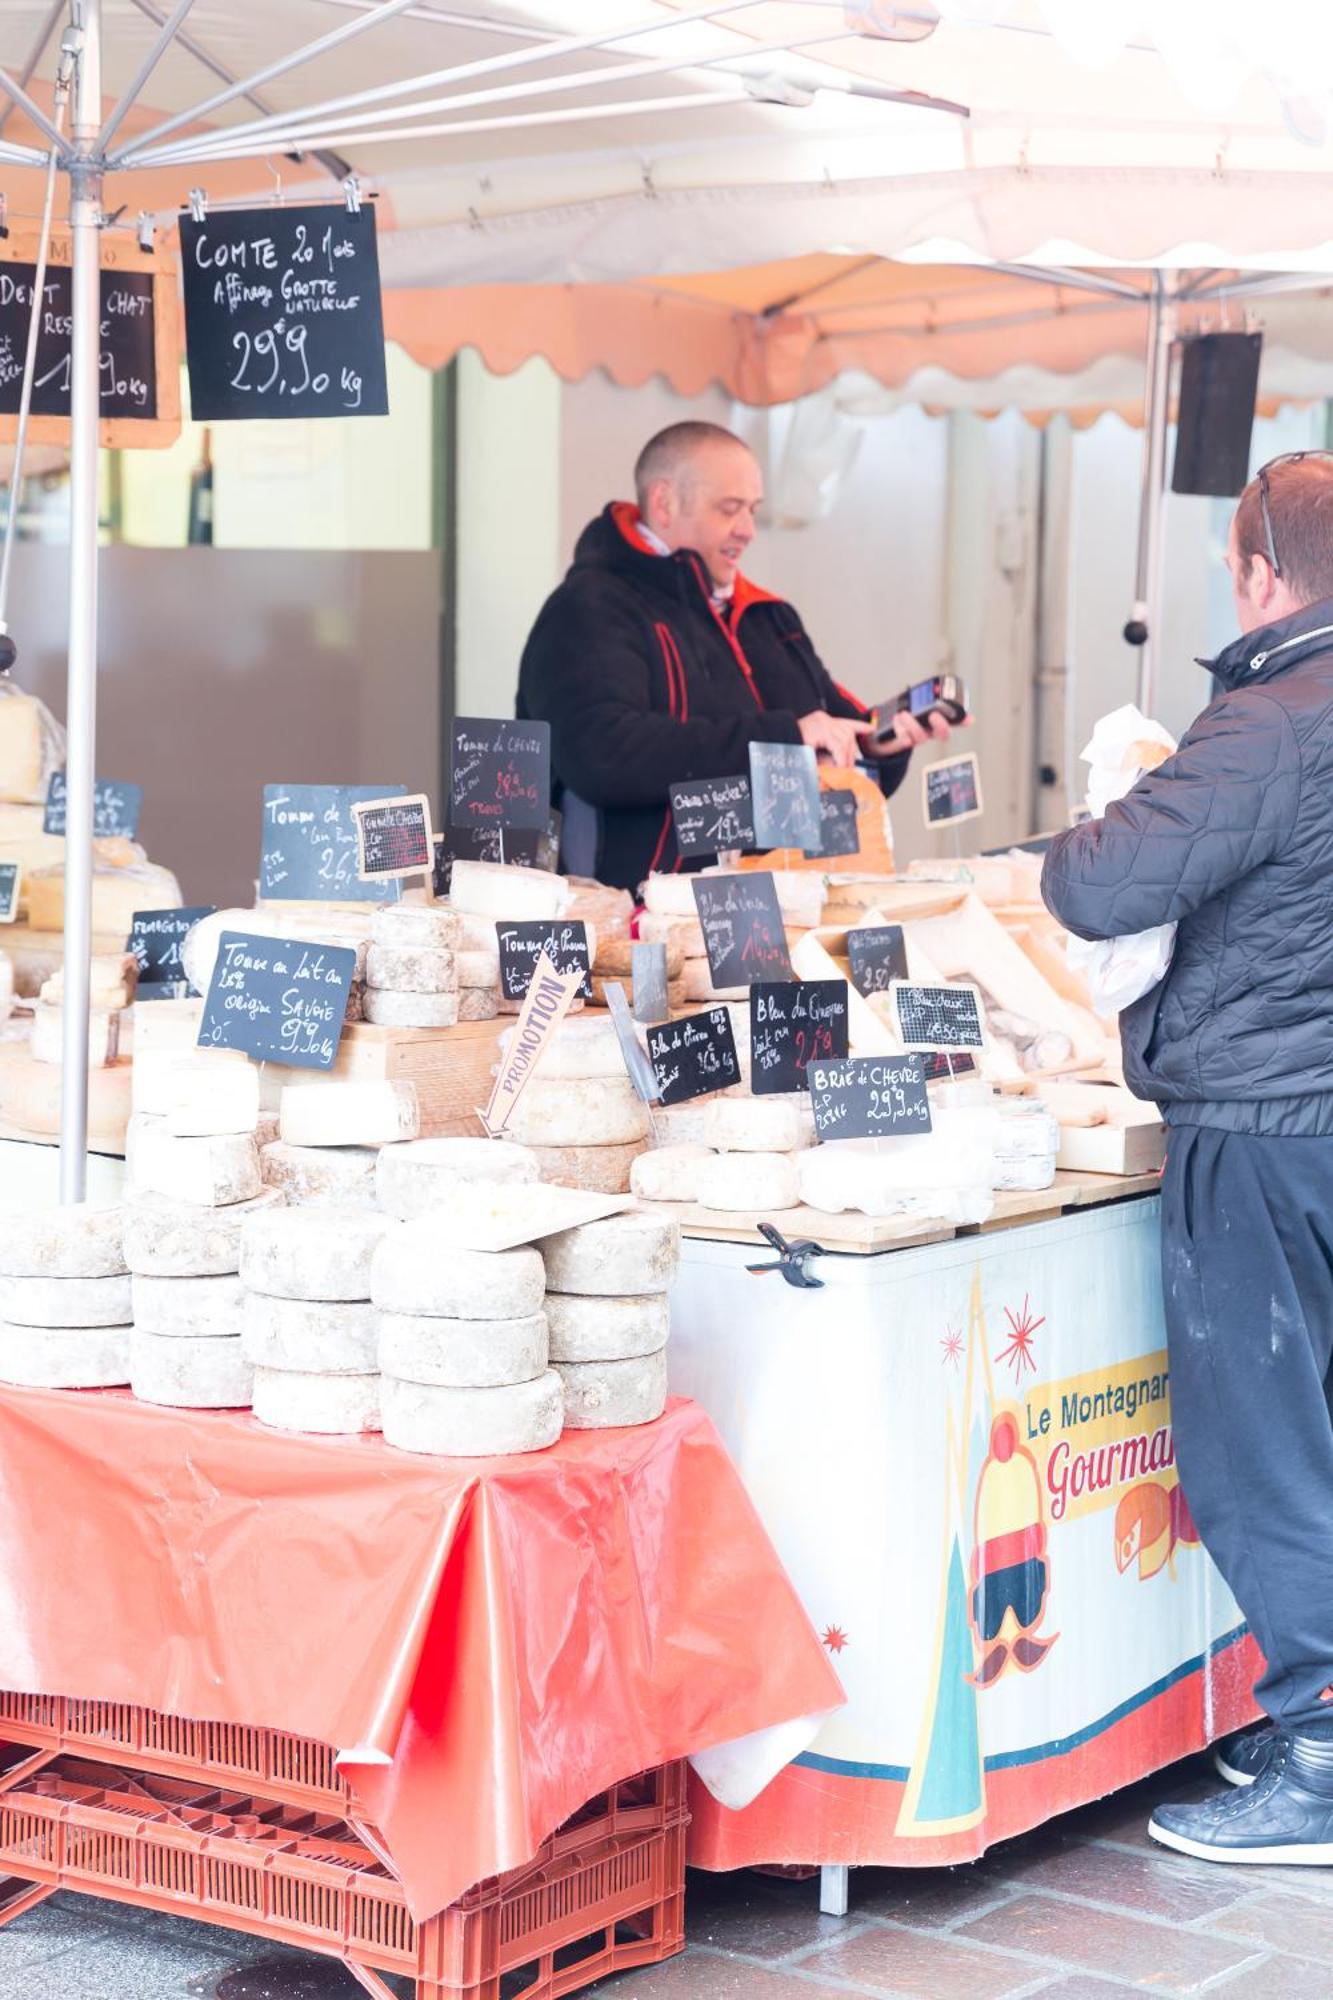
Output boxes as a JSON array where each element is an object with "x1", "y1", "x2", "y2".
[
  {"x1": 377, "y1": 1309, "x2": 548, "y2": 1388},
  {"x1": 452, "y1": 912, "x2": 500, "y2": 952},
  {"x1": 636, "y1": 911, "x2": 707, "y2": 958},
  {"x1": 371, "y1": 903, "x2": 460, "y2": 949},
  {"x1": 181, "y1": 907, "x2": 372, "y2": 999},
  {"x1": 693, "y1": 1151, "x2": 801, "y2": 1212},
  {"x1": 498, "y1": 1015, "x2": 625, "y2": 1083},
  {"x1": 260, "y1": 1141, "x2": 380, "y2": 1207},
  {"x1": 554, "y1": 1351, "x2": 668, "y2": 1429},
  {"x1": 2, "y1": 1271, "x2": 133, "y2": 1328},
  {"x1": 31, "y1": 1002, "x2": 119, "y2": 1068},
  {"x1": 375, "y1": 1136, "x2": 537, "y2": 1221},
  {"x1": 0, "y1": 1322, "x2": 130, "y2": 1387},
  {"x1": 240, "y1": 1205, "x2": 391, "y2": 1302},
  {"x1": 132, "y1": 1046, "x2": 249, "y2": 1118},
  {"x1": 640, "y1": 875, "x2": 703, "y2": 918},
  {"x1": 252, "y1": 1365, "x2": 380, "y2": 1435},
  {"x1": 528, "y1": 1141, "x2": 645, "y2": 1195},
  {"x1": 242, "y1": 1292, "x2": 378, "y2": 1374},
  {"x1": 279, "y1": 1080, "x2": 419, "y2": 1149},
  {"x1": 0, "y1": 1202, "x2": 126, "y2": 1279},
  {"x1": 702, "y1": 1096, "x2": 803, "y2": 1155},
  {"x1": 540, "y1": 1211, "x2": 679, "y2": 1298},
  {"x1": 371, "y1": 1224, "x2": 544, "y2": 1320},
  {"x1": 133, "y1": 1128, "x2": 262, "y2": 1209},
  {"x1": 162, "y1": 1060, "x2": 261, "y2": 1138},
  {"x1": 458, "y1": 987, "x2": 499, "y2": 1021},
  {"x1": 679, "y1": 960, "x2": 747, "y2": 1005},
  {"x1": 380, "y1": 1369, "x2": 563, "y2": 1457},
  {"x1": 457, "y1": 949, "x2": 499, "y2": 988},
  {"x1": 703, "y1": 866, "x2": 826, "y2": 929},
  {"x1": 448, "y1": 861, "x2": 568, "y2": 922},
  {"x1": 131, "y1": 1271, "x2": 246, "y2": 1339},
  {"x1": 545, "y1": 1292, "x2": 668, "y2": 1363},
  {"x1": 593, "y1": 937, "x2": 685, "y2": 981},
  {"x1": 131, "y1": 1329, "x2": 253, "y2": 1409},
  {"x1": 365, "y1": 943, "x2": 458, "y2": 994},
  {"x1": 363, "y1": 988, "x2": 459, "y2": 1028},
  {"x1": 505, "y1": 1076, "x2": 649, "y2": 1150},
  {"x1": 124, "y1": 1187, "x2": 286, "y2": 1278},
  {"x1": 27, "y1": 859, "x2": 183, "y2": 939},
  {"x1": 629, "y1": 1145, "x2": 714, "y2": 1204}
]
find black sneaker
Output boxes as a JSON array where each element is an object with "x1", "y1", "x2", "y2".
[
  {"x1": 1214, "y1": 1722, "x2": 1282, "y2": 1787},
  {"x1": 1150, "y1": 1735, "x2": 1333, "y2": 1864}
]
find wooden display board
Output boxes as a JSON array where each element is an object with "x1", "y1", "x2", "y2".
[{"x1": 0, "y1": 224, "x2": 181, "y2": 449}]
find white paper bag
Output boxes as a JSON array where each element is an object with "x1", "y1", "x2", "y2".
[{"x1": 1070, "y1": 704, "x2": 1178, "y2": 1012}]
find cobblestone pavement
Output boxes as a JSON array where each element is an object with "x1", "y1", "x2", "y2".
[{"x1": 4, "y1": 1754, "x2": 1332, "y2": 1998}]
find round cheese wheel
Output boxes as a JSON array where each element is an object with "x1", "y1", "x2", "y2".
[
  {"x1": 371, "y1": 903, "x2": 460, "y2": 949},
  {"x1": 363, "y1": 988, "x2": 459, "y2": 1028},
  {"x1": 240, "y1": 1205, "x2": 391, "y2": 1302},
  {"x1": 545, "y1": 1292, "x2": 668, "y2": 1363},
  {"x1": 528, "y1": 1140, "x2": 645, "y2": 1195},
  {"x1": 540, "y1": 1211, "x2": 679, "y2": 1298},
  {"x1": 0, "y1": 1202, "x2": 126, "y2": 1279},
  {"x1": 505, "y1": 1076, "x2": 650, "y2": 1150},
  {"x1": 458, "y1": 986, "x2": 499, "y2": 1022},
  {"x1": 380, "y1": 1369, "x2": 563, "y2": 1457},
  {"x1": 693, "y1": 1151, "x2": 801, "y2": 1213},
  {"x1": 452, "y1": 913, "x2": 499, "y2": 952},
  {"x1": 242, "y1": 1293, "x2": 378, "y2": 1374},
  {"x1": 593, "y1": 937, "x2": 685, "y2": 981},
  {"x1": 498, "y1": 1015, "x2": 625, "y2": 1082},
  {"x1": 640, "y1": 875, "x2": 702, "y2": 918},
  {"x1": 457, "y1": 949, "x2": 499, "y2": 987},
  {"x1": 371, "y1": 1225, "x2": 544, "y2": 1320},
  {"x1": 123, "y1": 1188, "x2": 288, "y2": 1278},
  {"x1": 375, "y1": 1136, "x2": 538, "y2": 1221},
  {"x1": 2, "y1": 1271, "x2": 133, "y2": 1329},
  {"x1": 554, "y1": 1351, "x2": 668, "y2": 1429},
  {"x1": 131, "y1": 1329, "x2": 254, "y2": 1409},
  {"x1": 636, "y1": 911, "x2": 707, "y2": 957},
  {"x1": 448, "y1": 861, "x2": 568, "y2": 922},
  {"x1": 679, "y1": 960, "x2": 746, "y2": 1005},
  {"x1": 0, "y1": 1322, "x2": 130, "y2": 1388},
  {"x1": 629, "y1": 1145, "x2": 714, "y2": 1204},
  {"x1": 377, "y1": 1309, "x2": 548, "y2": 1388},
  {"x1": 252, "y1": 1365, "x2": 380, "y2": 1435},
  {"x1": 132, "y1": 1271, "x2": 247, "y2": 1339},
  {"x1": 702, "y1": 1097, "x2": 802, "y2": 1154},
  {"x1": 260, "y1": 1141, "x2": 380, "y2": 1208},
  {"x1": 365, "y1": 943, "x2": 458, "y2": 994},
  {"x1": 278, "y1": 1080, "x2": 420, "y2": 1149},
  {"x1": 134, "y1": 1130, "x2": 263, "y2": 1209}
]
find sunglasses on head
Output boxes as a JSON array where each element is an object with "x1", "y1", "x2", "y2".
[{"x1": 1257, "y1": 449, "x2": 1333, "y2": 579}]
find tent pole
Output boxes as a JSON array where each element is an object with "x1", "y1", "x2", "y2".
[
  {"x1": 1127, "y1": 273, "x2": 1173, "y2": 716},
  {"x1": 59, "y1": 0, "x2": 102, "y2": 1202}
]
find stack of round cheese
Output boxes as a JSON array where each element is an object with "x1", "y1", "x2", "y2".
[
  {"x1": 497, "y1": 1017, "x2": 650, "y2": 1193},
  {"x1": 239, "y1": 1205, "x2": 391, "y2": 1432},
  {"x1": 0, "y1": 1205, "x2": 133, "y2": 1389},
  {"x1": 631, "y1": 1094, "x2": 805, "y2": 1210},
  {"x1": 445, "y1": 862, "x2": 582, "y2": 1018},
  {"x1": 539, "y1": 1211, "x2": 678, "y2": 1428},
  {"x1": 364, "y1": 903, "x2": 462, "y2": 1029}
]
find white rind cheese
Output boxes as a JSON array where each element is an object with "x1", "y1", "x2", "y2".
[
  {"x1": 702, "y1": 1097, "x2": 802, "y2": 1155},
  {"x1": 629, "y1": 1145, "x2": 714, "y2": 1204},
  {"x1": 0, "y1": 1322, "x2": 131, "y2": 1388},
  {"x1": 132, "y1": 1046, "x2": 249, "y2": 1117},
  {"x1": 448, "y1": 861, "x2": 568, "y2": 922},
  {"x1": 380, "y1": 1369, "x2": 563, "y2": 1457},
  {"x1": 458, "y1": 987, "x2": 499, "y2": 1021},
  {"x1": 640, "y1": 875, "x2": 704, "y2": 919},
  {"x1": 693, "y1": 1150, "x2": 800, "y2": 1212},
  {"x1": 540, "y1": 1211, "x2": 679, "y2": 1297},
  {"x1": 2, "y1": 1271, "x2": 134, "y2": 1328},
  {"x1": 377, "y1": 1309, "x2": 548, "y2": 1388},
  {"x1": 371, "y1": 1224, "x2": 544, "y2": 1320},
  {"x1": 279, "y1": 1080, "x2": 420, "y2": 1149},
  {"x1": 371, "y1": 903, "x2": 461, "y2": 948},
  {"x1": 131, "y1": 1329, "x2": 254, "y2": 1409},
  {"x1": 457, "y1": 949, "x2": 500, "y2": 988},
  {"x1": 498, "y1": 1015, "x2": 625, "y2": 1082},
  {"x1": 636, "y1": 911, "x2": 707, "y2": 957},
  {"x1": 678, "y1": 960, "x2": 746, "y2": 1005},
  {"x1": 505, "y1": 1076, "x2": 650, "y2": 1150},
  {"x1": 554, "y1": 1350, "x2": 668, "y2": 1429},
  {"x1": 544, "y1": 1292, "x2": 669, "y2": 1363},
  {"x1": 0, "y1": 1202, "x2": 127, "y2": 1278},
  {"x1": 252, "y1": 1365, "x2": 380, "y2": 1434},
  {"x1": 163, "y1": 1061, "x2": 262, "y2": 1138},
  {"x1": 240, "y1": 1205, "x2": 391, "y2": 1302},
  {"x1": 260, "y1": 1141, "x2": 380, "y2": 1207},
  {"x1": 702, "y1": 865, "x2": 826, "y2": 929},
  {"x1": 453, "y1": 912, "x2": 500, "y2": 952},
  {"x1": 365, "y1": 942, "x2": 458, "y2": 993},
  {"x1": 528, "y1": 1141, "x2": 645, "y2": 1195},
  {"x1": 375, "y1": 1136, "x2": 538, "y2": 1221},
  {"x1": 123, "y1": 1187, "x2": 285, "y2": 1279},
  {"x1": 133, "y1": 1129, "x2": 263, "y2": 1209},
  {"x1": 132, "y1": 1271, "x2": 246, "y2": 1338},
  {"x1": 363, "y1": 988, "x2": 460, "y2": 1028},
  {"x1": 242, "y1": 1292, "x2": 379, "y2": 1374},
  {"x1": 31, "y1": 1003, "x2": 119, "y2": 1067}
]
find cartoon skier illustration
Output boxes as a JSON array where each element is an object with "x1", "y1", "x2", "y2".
[
  {"x1": 968, "y1": 1410, "x2": 1058, "y2": 1686},
  {"x1": 1115, "y1": 1479, "x2": 1200, "y2": 1580}
]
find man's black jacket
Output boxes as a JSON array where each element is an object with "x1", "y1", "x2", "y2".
[{"x1": 516, "y1": 503, "x2": 908, "y2": 892}]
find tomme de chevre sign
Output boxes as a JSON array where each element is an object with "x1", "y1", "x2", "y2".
[
  {"x1": 353, "y1": 794, "x2": 434, "y2": 880},
  {"x1": 749, "y1": 742, "x2": 823, "y2": 852},
  {"x1": 668, "y1": 775, "x2": 757, "y2": 859},
  {"x1": 484, "y1": 950, "x2": 583, "y2": 1135},
  {"x1": 178, "y1": 205, "x2": 388, "y2": 422},
  {"x1": 130, "y1": 905, "x2": 215, "y2": 996},
  {"x1": 449, "y1": 718, "x2": 551, "y2": 833},
  {"x1": 691, "y1": 873, "x2": 793, "y2": 988},
  {"x1": 892, "y1": 981, "x2": 986, "y2": 1051},
  {"x1": 497, "y1": 920, "x2": 592, "y2": 1002},
  {"x1": 44, "y1": 772, "x2": 143, "y2": 840},
  {"x1": 197, "y1": 930, "x2": 356, "y2": 1070},
  {"x1": 807, "y1": 1054, "x2": 933, "y2": 1142},
  {"x1": 647, "y1": 1007, "x2": 741, "y2": 1107},
  {"x1": 923, "y1": 752, "x2": 984, "y2": 827},
  {"x1": 749, "y1": 980, "x2": 850, "y2": 1096},
  {"x1": 847, "y1": 924, "x2": 908, "y2": 997},
  {"x1": 260, "y1": 784, "x2": 403, "y2": 903}
]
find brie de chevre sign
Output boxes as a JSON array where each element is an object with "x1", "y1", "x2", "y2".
[{"x1": 807, "y1": 1054, "x2": 932, "y2": 1141}]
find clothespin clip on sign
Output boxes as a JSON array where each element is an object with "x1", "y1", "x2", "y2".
[
  {"x1": 187, "y1": 188, "x2": 207, "y2": 224},
  {"x1": 136, "y1": 211, "x2": 153, "y2": 252},
  {"x1": 0, "y1": 194, "x2": 8, "y2": 242},
  {"x1": 745, "y1": 1221, "x2": 827, "y2": 1291},
  {"x1": 343, "y1": 174, "x2": 362, "y2": 215}
]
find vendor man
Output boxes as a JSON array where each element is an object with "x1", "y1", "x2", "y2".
[
  {"x1": 1043, "y1": 451, "x2": 1333, "y2": 1865},
  {"x1": 517, "y1": 421, "x2": 948, "y2": 891}
]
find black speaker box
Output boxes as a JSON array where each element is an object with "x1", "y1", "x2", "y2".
[{"x1": 1171, "y1": 331, "x2": 1263, "y2": 497}]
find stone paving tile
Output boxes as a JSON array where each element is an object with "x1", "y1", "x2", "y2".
[
  {"x1": 1203, "y1": 1954, "x2": 1333, "y2": 1999},
  {"x1": 583, "y1": 1954, "x2": 864, "y2": 1998},
  {"x1": 1023, "y1": 1982, "x2": 1170, "y2": 1999},
  {"x1": 796, "y1": 1924, "x2": 1041, "y2": 1998},
  {"x1": 956, "y1": 1892, "x2": 1262, "y2": 1991},
  {"x1": 1003, "y1": 1838, "x2": 1252, "y2": 1923},
  {"x1": 847, "y1": 1853, "x2": 1031, "y2": 1931},
  {"x1": 1204, "y1": 1889, "x2": 1333, "y2": 1960},
  {"x1": 684, "y1": 1871, "x2": 867, "y2": 1961},
  {"x1": 6, "y1": 1925, "x2": 236, "y2": 2000}
]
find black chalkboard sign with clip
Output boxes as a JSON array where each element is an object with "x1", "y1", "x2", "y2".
[
  {"x1": 807, "y1": 1054, "x2": 933, "y2": 1142},
  {"x1": 449, "y1": 718, "x2": 551, "y2": 835},
  {"x1": 647, "y1": 1007, "x2": 740, "y2": 1106},
  {"x1": 749, "y1": 742, "x2": 823, "y2": 852},
  {"x1": 691, "y1": 873, "x2": 792, "y2": 988},
  {"x1": 260, "y1": 784, "x2": 403, "y2": 904},
  {"x1": 497, "y1": 920, "x2": 592, "y2": 1002},
  {"x1": 668, "y1": 775, "x2": 757, "y2": 859},
  {"x1": 131, "y1": 905, "x2": 215, "y2": 997},
  {"x1": 353, "y1": 794, "x2": 434, "y2": 880},
  {"x1": 847, "y1": 924, "x2": 908, "y2": 997},
  {"x1": 749, "y1": 980, "x2": 850, "y2": 1095},
  {"x1": 197, "y1": 929, "x2": 356, "y2": 1070}
]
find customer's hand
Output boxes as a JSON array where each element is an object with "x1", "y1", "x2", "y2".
[{"x1": 797, "y1": 710, "x2": 878, "y2": 769}]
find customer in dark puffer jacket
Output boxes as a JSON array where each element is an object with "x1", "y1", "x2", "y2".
[
  {"x1": 1043, "y1": 452, "x2": 1333, "y2": 1866},
  {"x1": 517, "y1": 422, "x2": 949, "y2": 891}
]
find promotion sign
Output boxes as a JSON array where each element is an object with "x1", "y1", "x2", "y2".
[{"x1": 483, "y1": 950, "x2": 582, "y2": 1135}]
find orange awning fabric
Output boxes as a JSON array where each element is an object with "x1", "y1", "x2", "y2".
[{"x1": 0, "y1": 1386, "x2": 843, "y2": 1920}]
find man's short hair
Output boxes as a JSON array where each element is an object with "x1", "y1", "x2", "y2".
[
  {"x1": 1235, "y1": 454, "x2": 1333, "y2": 605},
  {"x1": 634, "y1": 422, "x2": 744, "y2": 510}
]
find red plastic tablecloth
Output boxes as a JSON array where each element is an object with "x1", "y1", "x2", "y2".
[{"x1": 0, "y1": 1387, "x2": 841, "y2": 1918}]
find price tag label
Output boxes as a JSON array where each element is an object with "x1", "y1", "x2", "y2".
[
  {"x1": 496, "y1": 920, "x2": 592, "y2": 1002},
  {"x1": 130, "y1": 905, "x2": 215, "y2": 996},
  {"x1": 260, "y1": 783, "x2": 404, "y2": 904},
  {"x1": 44, "y1": 772, "x2": 143, "y2": 840},
  {"x1": 691, "y1": 872, "x2": 792, "y2": 988},
  {"x1": 749, "y1": 980, "x2": 850, "y2": 1095},
  {"x1": 892, "y1": 981, "x2": 986, "y2": 1051},
  {"x1": 353, "y1": 793, "x2": 434, "y2": 880},
  {"x1": 647, "y1": 1007, "x2": 741, "y2": 1107},
  {"x1": 668, "y1": 775, "x2": 757, "y2": 859},
  {"x1": 922, "y1": 752, "x2": 983, "y2": 827},
  {"x1": 807, "y1": 1054, "x2": 933, "y2": 1141},
  {"x1": 749, "y1": 742, "x2": 822, "y2": 851},
  {"x1": 449, "y1": 717, "x2": 551, "y2": 834},
  {"x1": 0, "y1": 862, "x2": 20, "y2": 925},
  {"x1": 197, "y1": 930, "x2": 356, "y2": 1070},
  {"x1": 808, "y1": 790, "x2": 860, "y2": 860},
  {"x1": 847, "y1": 924, "x2": 908, "y2": 997}
]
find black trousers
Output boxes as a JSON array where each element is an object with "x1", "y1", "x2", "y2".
[{"x1": 1162, "y1": 1125, "x2": 1333, "y2": 1737}]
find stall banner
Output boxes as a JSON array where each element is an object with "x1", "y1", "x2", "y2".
[{"x1": 670, "y1": 1199, "x2": 1259, "y2": 1872}]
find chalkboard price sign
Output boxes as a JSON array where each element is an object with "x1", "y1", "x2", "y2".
[
  {"x1": 922, "y1": 1050, "x2": 979, "y2": 1082},
  {"x1": 668, "y1": 775, "x2": 757, "y2": 859},
  {"x1": 691, "y1": 873, "x2": 792, "y2": 988},
  {"x1": 260, "y1": 784, "x2": 403, "y2": 904},
  {"x1": 353, "y1": 793, "x2": 434, "y2": 880},
  {"x1": 807, "y1": 1054, "x2": 933, "y2": 1142},
  {"x1": 923, "y1": 752, "x2": 984, "y2": 827},
  {"x1": 198, "y1": 929, "x2": 356, "y2": 1070},
  {"x1": 44, "y1": 772, "x2": 143, "y2": 840},
  {"x1": 847, "y1": 924, "x2": 908, "y2": 997},
  {"x1": 0, "y1": 862, "x2": 19, "y2": 925},
  {"x1": 497, "y1": 920, "x2": 592, "y2": 1002},
  {"x1": 892, "y1": 981, "x2": 986, "y2": 1051},
  {"x1": 0, "y1": 263, "x2": 156, "y2": 422},
  {"x1": 130, "y1": 905, "x2": 215, "y2": 996},
  {"x1": 647, "y1": 1006, "x2": 741, "y2": 1107},
  {"x1": 749, "y1": 979, "x2": 850, "y2": 1096},
  {"x1": 179, "y1": 204, "x2": 388, "y2": 422},
  {"x1": 449, "y1": 718, "x2": 551, "y2": 833},
  {"x1": 749, "y1": 742, "x2": 822, "y2": 852},
  {"x1": 808, "y1": 790, "x2": 860, "y2": 860}
]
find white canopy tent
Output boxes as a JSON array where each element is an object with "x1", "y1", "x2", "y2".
[{"x1": 0, "y1": 0, "x2": 1332, "y2": 1189}]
